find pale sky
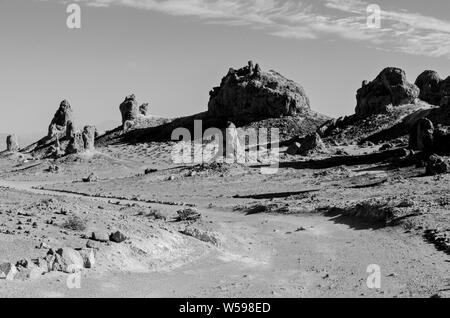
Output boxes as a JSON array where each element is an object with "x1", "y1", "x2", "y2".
[{"x1": 1, "y1": 0, "x2": 449, "y2": 135}]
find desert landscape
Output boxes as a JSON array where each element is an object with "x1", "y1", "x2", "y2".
[{"x1": 0, "y1": 60, "x2": 449, "y2": 298}]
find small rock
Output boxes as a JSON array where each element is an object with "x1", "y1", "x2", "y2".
[
  {"x1": 109, "y1": 231, "x2": 127, "y2": 243},
  {"x1": 90, "y1": 231, "x2": 109, "y2": 242}
]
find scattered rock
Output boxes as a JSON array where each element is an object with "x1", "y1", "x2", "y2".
[
  {"x1": 208, "y1": 61, "x2": 310, "y2": 120},
  {"x1": 355, "y1": 67, "x2": 419, "y2": 118},
  {"x1": 144, "y1": 168, "x2": 158, "y2": 174},
  {"x1": 109, "y1": 231, "x2": 127, "y2": 243},
  {"x1": 431, "y1": 291, "x2": 450, "y2": 298},
  {"x1": 6, "y1": 134, "x2": 19, "y2": 152},
  {"x1": 379, "y1": 143, "x2": 394, "y2": 151}
]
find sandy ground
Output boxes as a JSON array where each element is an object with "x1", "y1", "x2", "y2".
[{"x1": 0, "y1": 141, "x2": 449, "y2": 298}]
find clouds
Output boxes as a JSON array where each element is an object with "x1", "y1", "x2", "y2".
[{"x1": 66, "y1": 0, "x2": 450, "y2": 58}]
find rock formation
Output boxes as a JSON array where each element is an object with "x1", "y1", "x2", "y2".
[
  {"x1": 409, "y1": 118, "x2": 434, "y2": 153},
  {"x1": 48, "y1": 100, "x2": 74, "y2": 138},
  {"x1": 439, "y1": 77, "x2": 450, "y2": 107},
  {"x1": 415, "y1": 70, "x2": 443, "y2": 106},
  {"x1": 6, "y1": 134, "x2": 19, "y2": 152},
  {"x1": 139, "y1": 103, "x2": 149, "y2": 116},
  {"x1": 82, "y1": 126, "x2": 96, "y2": 151},
  {"x1": 208, "y1": 61, "x2": 310, "y2": 120},
  {"x1": 298, "y1": 133, "x2": 327, "y2": 156},
  {"x1": 355, "y1": 67, "x2": 419, "y2": 117},
  {"x1": 66, "y1": 132, "x2": 84, "y2": 154},
  {"x1": 119, "y1": 94, "x2": 139, "y2": 127},
  {"x1": 223, "y1": 121, "x2": 242, "y2": 162},
  {"x1": 66, "y1": 121, "x2": 76, "y2": 139}
]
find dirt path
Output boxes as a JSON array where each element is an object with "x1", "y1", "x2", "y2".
[{"x1": 0, "y1": 180, "x2": 448, "y2": 298}]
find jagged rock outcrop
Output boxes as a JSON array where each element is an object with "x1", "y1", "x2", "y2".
[
  {"x1": 415, "y1": 71, "x2": 443, "y2": 106},
  {"x1": 119, "y1": 94, "x2": 139, "y2": 127},
  {"x1": 6, "y1": 134, "x2": 19, "y2": 152},
  {"x1": 208, "y1": 61, "x2": 310, "y2": 120},
  {"x1": 48, "y1": 100, "x2": 74, "y2": 138},
  {"x1": 355, "y1": 67, "x2": 419, "y2": 117},
  {"x1": 82, "y1": 126, "x2": 96, "y2": 151},
  {"x1": 66, "y1": 121, "x2": 76, "y2": 139}
]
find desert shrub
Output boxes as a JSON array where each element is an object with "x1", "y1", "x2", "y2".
[{"x1": 62, "y1": 215, "x2": 87, "y2": 231}]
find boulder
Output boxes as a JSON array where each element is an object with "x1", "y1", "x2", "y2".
[
  {"x1": 286, "y1": 142, "x2": 301, "y2": 155},
  {"x1": 426, "y1": 155, "x2": 450, "y2": 175},
  {"x1": 0, "y1": 262, "x2": 18, "y2": 281},
  {"x1": 79, "y1": 249, "x2": 96, "y2": 269},
  {"x1": 82, "y1": 126, "x2": 96, "y2": 151},
  {"x1": 90, "y1": 231, "x2": 109, "y2": 243},
  {"x1": 298, "y1": 133, "x2": 327, "y2": 156},
  {"x1": 139, "y1": 103, "x2": 149, "y2": 116},
  {"x1": 415, "y1": 70, "x2": 443, "y2": 105},
  {"x1": 48, "y1": 100, "x2": 74, "y2": 138},
  {"x1": 207, "y1": 61, "x2": 310, "y2": 120},
  {"x1": 409, "y1": 118, "x2": 434, "y2": 153},
  {"x1": 109, "y1": 231, "x2": 127, "y2": 243},
  {"x1": 50, "y1": 248, "x2": 84, "y2": 273},
  {"x1": 6, "y1": 134, "x2": 19, "y2": 152},
  {"x1": 82, "y1": 172, "x2": 98, "y2": 183},
  {"x1": 119, "y1": 94, "x2": 139, "y2": 126},
  {"x1": 355, "y1": 67, "x2": 419, "y2": 117}
]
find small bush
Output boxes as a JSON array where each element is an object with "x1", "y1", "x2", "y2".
[{"x1": 62, "y1": 215, "x2": 87, "y2": 231}]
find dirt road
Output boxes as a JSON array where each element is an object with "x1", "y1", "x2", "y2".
[{"x1": 1, "y1": 180, "x2": 448, "y2": 298}]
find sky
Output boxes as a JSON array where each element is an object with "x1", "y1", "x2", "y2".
[{"x1": 1, "y1": 0, "x2": 450, "y2": 136}]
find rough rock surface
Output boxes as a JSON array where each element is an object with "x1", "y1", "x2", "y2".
[
  {"x1": 439, "y1": 77, "x2": 450, "y2": 107},
  {"x1": 286, "y1": 142, "x2": 302, "y2": 155},
  {"x1": 409, "y1": 118, "x2": 434, "y2": 153},
  {"x1": 298, "y1": 133, "x2": 327, "y2": 156},
  {"x1": 208, "y1": 61, "x2": 310, "y2": 120},
  {"x1": 48, "y1": 100, "x2": 74, "y2": 137},
  {"x1": 66, "y1": 120, "x2": 76, "y2": 139},
  {"x1": 356, "y1": 67, "x2": 419, "y2": 117},
  {"x1": 426, "y1": 155, "x2": 450, "y2": 175},
  {"x1": 82, "y1": 126, "x2": 96, "y2": 151},
  {"x1": 415, "y1": 70, "x2": 443, "y2": 106},
  {"x1": 119, "y1": 94, "x2": 139, "y2": 126},
  {"x1": 6, "y1": 134, "x2": 19, "y2": 152},
  {"x1": 139, "y1": 103, "x2": 149, "y2": 116},
  {"x1": 66, "y1": 132, "x2": 84, "y2": 154}
]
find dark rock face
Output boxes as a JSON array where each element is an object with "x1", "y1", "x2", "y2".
[
  {"x1": 415, "y1": 70, "x2": 443, "y2": 106},
  {"x1": 355, "y1": 67, "x2": 419, "y2": 117},
  {"x1": 119, "y1": 94, "x2": 139, "y2": 126},
  {"x1": 6, "y1": 134, "x2": 19, "y2": 152},
  {"x1": 409, "y1": 118, "x2": 434, "y2": 153},
  {"x1": 207, "y1": 61, "x2": 310, "y2": 120},
  {"x1": 48, "y1": 100, "x2": 74, "y2": 138},
  {"x1": 82, "y1": 126, "x2": 96, "y2": 151}
]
